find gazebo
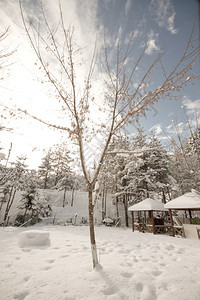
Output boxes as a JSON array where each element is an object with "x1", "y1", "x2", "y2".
[
  {"x1": 128, "y1": 198, "x2": 170, "y2": 234},
  {"x1": 165, "y1": 190, "x2": 200, "y2": 238}
]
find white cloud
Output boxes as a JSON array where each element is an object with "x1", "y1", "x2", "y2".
[
  {"x1": 149, "y1": 0, "x2": 178, "y2": 34},
  {"x1": 0, "y1": 0, "x2": 106, "y2": 168},
  {"x1": 150, "y1": 123, "x2": 163, "y2": 135},
  {"x1": 182, "y1": 96, "x2": 200, "y2": 115},
  {"x1": 125, "y1": 0, "x2": 131, "y2": 16},
  {"x1": 125, "y1": 29, "x2": 140, "y2": 45},
  {"x1": 145, "y1": 30, "x2": 160, "y2": 55},
  {"x1": 181, "y1": 96, "x2": 200, "y2": 129}
]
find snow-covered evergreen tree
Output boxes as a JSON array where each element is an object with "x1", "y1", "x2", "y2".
[
  {"x1": 54, "y1": 174, "x2": 79, "y2": 207},
  {"x1": 18, "y1": 185, "x2": 52, "y2": 225},
  {"x1": 98, "y1": 134, "x2": 131, "y2": 225},
  {"x1": 51, "y1": 145, "x2": 72, "y2": 187},
  {"x1": 148, "y1": 131, "x2": 174, "y2": 202},
  {"x1": 124, "y1": 125, "x2": 150, "y2": 203},
  {"x1": 124, "y1": 127, "x2": 174, "y2": 204},
  {"x1": 170, "y1": 126, "x2": 200, "y2": 194},
  {"x1": 38, "y1": 144, "x2": 73, "y2": 189},
  {"x1": 38, "y1": 150, "x2": 54, "y2": 189},
  {"x1": 3, "y1": 156, "x2": 28, "y2": 223}
]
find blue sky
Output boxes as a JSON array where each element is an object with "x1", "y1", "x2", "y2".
[
  {"x1": 97, "y1": 0, "x2": 199, "y2": 141},
  {"x1": 0, "y1": 0, "x2": 199, "y2": 168}
]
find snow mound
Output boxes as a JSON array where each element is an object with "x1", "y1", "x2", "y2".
[{"x1": 19, "y1": 230, "x2": 50, "y2": 248}]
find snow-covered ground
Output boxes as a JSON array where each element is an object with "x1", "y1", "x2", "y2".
[
  {"x1": 0, "y1": 190, "x2": 121, "y2": 226},
  {"x1": 1, "y1": 225, "x2": 200, "y2": 300}
]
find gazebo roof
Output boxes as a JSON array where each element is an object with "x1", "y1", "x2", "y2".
[
  {"x1": 164, "y1": 190, "x2": 200, "y2": 210},
  {"x1": 128, "y1": 198, "x2": 167, "y2": 212}
]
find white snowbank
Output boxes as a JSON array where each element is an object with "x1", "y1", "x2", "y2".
[
  {"x1": 18, "y1": 230, "x2": 50, "y2": 248},
  {"x1": 1, "y1": 225, "x2": 200, "y2": 300}
]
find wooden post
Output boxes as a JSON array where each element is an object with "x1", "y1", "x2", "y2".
[
  {"x1": 151, "y1": 210, "x2": 156, "y2": 234},
  {"x1": 137, "y1": 211, "x2": 140, "y2": 223},
  {"x1": 188, "y1": 209, "x2": 192, "y2": 224},
  {"x1": 131, "y1": 211, "x2": 134, "y2": 232},
  {"x1": 169, "y1": 209, "x2": 174, "y2": 236}
]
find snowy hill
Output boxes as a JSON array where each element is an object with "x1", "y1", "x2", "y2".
[{"x1": 0, "y1": 189, "x2": 130, "y2": 226}]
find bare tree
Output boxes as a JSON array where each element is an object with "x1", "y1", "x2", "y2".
[
  {"x1": 19, "y1": 1, "x2": 199, "y2": 268},
  {"x1": 0, "y1": 27, "x2": 15, "y2": 71},
  {"x1": 0, "y1": 27, "x2": 15, "y2": 136}
]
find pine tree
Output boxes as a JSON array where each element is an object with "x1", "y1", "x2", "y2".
[
  {"x1": 51, "y1": 144, "x2": 72, "y2": 187},
  {"x1": 148, "y1": 131, "x2": 174, "y2": 203},
  {"x1": 38, "y1": 150, "x2": 54, "y2": 189},
  {"x1": 3, "y1": 156, "x2": 28, "y2": 223},
  {"x1": 125, "y1": 125, "x2": 149, "y2": 203},
  {"x1": 18, "y1": 185, "x2": 52, "y2": 225}
]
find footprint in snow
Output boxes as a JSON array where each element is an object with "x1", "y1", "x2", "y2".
[
  {"x1": 82, "y1": 246, "x2": 89, "y2": 250},
  {"x1": 42, "y1": 266, "x2": 52, "y2": 270},
  {"x1": 23, "y1": 276, "x2": 31, "y2": 282},
  {"x1": 152, "y1": 270, "x2": 162, "y2": 277},
  {"x1": 120, "y1": 272, "x2": 133, "y2": 278},
  {"x1": 166, "y1": 244, "x2": 175, "y2": 251},
  {"x1": 135, "y1": 282, "x2": 143, "y2": 292},
  {"x1": 102, "y1": 286, "x2": 116, "y2": 296},
  {"x1": 15, "y1": 256, "x2": 21, "y2": 260},
  {"x1": 118, "y1": 249, "x2": 129, "y2": 254},
  {"x1": 22, "y1": 248, "x2": 31, "y2": 253},
  {"x1": 177, "y1": 248, "x2": 185, "y2": 254},
  {"x1": 14, "y1": 290, "x2": 29, "y2": 300},
  {"x1": 142, "y1": 258, "x2": 149, "y2": 262},
  {"x1": 141, "y1": 285, "x2": 157, "y2": 300},
  {"x1": 159, "y1": 262, "x2": 166, "y2": 267},
  {"x1": 61, "y1": 254, "x2": 69, "y2": 258},
  {"x1": 46, "y1": 259, "x2": 55, "y2": 264}
]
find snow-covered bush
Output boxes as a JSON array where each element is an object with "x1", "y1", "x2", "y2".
[{"x1": 18, "y1": 186, "x2": 52, "y2": 225}]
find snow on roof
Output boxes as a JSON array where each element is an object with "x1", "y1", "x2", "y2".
[
  {"x1": 128, "y1": 198, "x2": 168, "y2": 211},
  {"x1": 164, "y1": 190, "x2": 200, "y2": 210}
]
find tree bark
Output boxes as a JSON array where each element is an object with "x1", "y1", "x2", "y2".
[
  {"x1": 116, "y1": 196, "x2": 119, "y2": 218},
  {"x1": 71, "y1": 188, "x2": 75, "y2": 206},
  {"x1": 88, "y1": 185, "x2": 98, "y2": 269},
  {"x1": 102, "y1": 187, "x2": 105, "y2": 221},
  {"x1": 4, "y1": 187, "x2": 16, "y2": 222},
  {"x1": 162, "y1": 189, "x2": 166, "y2": 204},
  {"x1": 124, "y1": 194, "x2": 129, "y2": 227},
  {"x1": 63, "y1": 187, "x2": 67, "y2": 207}
]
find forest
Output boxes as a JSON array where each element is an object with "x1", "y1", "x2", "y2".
[{"x1": 1, "y1": 121, "x2": 199, "y2": 227}]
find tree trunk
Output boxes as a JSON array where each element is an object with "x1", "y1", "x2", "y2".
[
  {"x1": 146, "y1": 182, "x2": 149, "y2": 198},
  {"x1": 167, "y1": 186, "x2": 171, "y2": 200},
  {"x1": 4, "y1": 186, "x2": 16, "y2": 222},
  {"x1": 0, "y1": 197, "x2": 5, "y2": 212},
  {"x1": 124, "y1": 194, "x2": 129, "y2": 227},
  {"x1": 71, "y1": 188, "x2": 75, "y2": 206},
  {"x1": 116, "y1": 196, "x2": 119, "y2": 218},
  {"x1": 102, "y1": 187, "x2": 105, "y2": 221},
  {"x1": 104, "y1": 188, "x2": 107, "y2": 217},
  {"x1": 162, "y1": 189, "x2": 166, "y2": 204},
  {"x1": 44, "y1": 171, "x2": 48, "y2": 189},
  {"x1": 63, "y1": 187, "x2": 67, "y2": 207},
  {"x1": 88, "y1": 185, "x2": 98, "y2": 269}
]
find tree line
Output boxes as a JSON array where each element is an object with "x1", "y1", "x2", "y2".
[{"x1": 1, "y1": 121, "x2": 200, "y2": 227}]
